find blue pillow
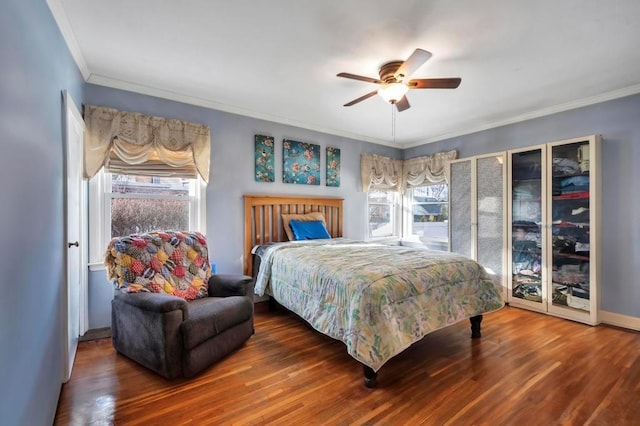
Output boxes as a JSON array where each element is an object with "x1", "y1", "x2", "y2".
[{"x1": 289, "y1": 220, "x2": 331, "y2": 240}]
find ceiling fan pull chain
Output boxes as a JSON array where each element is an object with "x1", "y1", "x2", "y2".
[{"x1": 392, "y1": 104, "x2": 397, "y2": 143}]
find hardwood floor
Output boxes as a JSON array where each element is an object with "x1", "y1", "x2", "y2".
[{"x1": 55, "y1": 305, "x2": 640, "y2": 425}]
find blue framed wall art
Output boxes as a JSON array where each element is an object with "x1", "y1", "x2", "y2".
[
  {"x1": 254, "y1": 134, "x2": 275, "y2": 182},
  {"x1": 326, "y1": 146, "x2": 341, "y2": 187},
  {"x1": 282, "y1": 139, "x2": 320, "y2": 185}
]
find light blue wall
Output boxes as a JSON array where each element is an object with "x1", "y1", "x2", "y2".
[
  {"x1": 405, "y1": 93, "x2": 640, "y2": 318},
  {"x1": 84, "y1": 84, "x2": 401, "y2": 328},
  {"x1": 0, "y1": 1, "x2": 85, "y2": 425}
]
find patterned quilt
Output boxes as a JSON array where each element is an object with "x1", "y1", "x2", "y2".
[
  {"x1": 105, "y1": 230, "x2": 211, "y2": 300},
  {"x1": 255, "y1": 239, "x2": 504, "y2": 371}
]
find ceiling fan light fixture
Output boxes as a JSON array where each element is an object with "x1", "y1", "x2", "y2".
[{"x1": 377, "y1": 82, "x2": 409, "y2": 104}]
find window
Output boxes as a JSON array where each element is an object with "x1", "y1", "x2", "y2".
[
  {"x1": 110, "y1": 174, "x2": 191, "y2": 237},
  {"x1": 367, "y1": 189, "x2": 400, "y2": 238},
  {"x1": 406, "y1": 184, "x2": 449, "y2": 250},
  {"x1": 89, "y1": 171, "x2": 206, "y2": 268}
]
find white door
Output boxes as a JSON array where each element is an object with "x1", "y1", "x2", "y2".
[{"x1": 63, "y1": 91, "x2": 86, "y2": 383}]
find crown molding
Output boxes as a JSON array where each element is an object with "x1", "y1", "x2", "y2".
[{"x1": 46, "y1": 0, "x2": 90, "y2": 79}]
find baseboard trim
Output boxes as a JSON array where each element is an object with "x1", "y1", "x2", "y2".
[
  {"x1": 79, "y1": 327, "x2": 111, "y2": 341},
  {"x1": 600, "y1": 310, "x2": 640, "y2": 331}
]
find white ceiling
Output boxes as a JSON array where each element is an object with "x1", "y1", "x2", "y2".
[{"x1": 49, "y1": 0, "x2": 640, "y2": 148}]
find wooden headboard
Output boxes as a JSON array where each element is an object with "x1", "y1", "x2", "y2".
[{"x1": 243, "y1": 194, "x2": 344, "y2": 276}]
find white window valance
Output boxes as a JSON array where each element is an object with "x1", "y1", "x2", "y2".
[
  {"x1": 360, "y1": 153, "x2": 403, "y2": 192},
  {"x1": 403, "y1": 150, "x2": 458, "y2": 189},
  {"x1": 84, "y1": 105, "x2": 211, "y2": 183},
  {"x1": 361, "y1": 150, "x2": 458, "y2": 192}
]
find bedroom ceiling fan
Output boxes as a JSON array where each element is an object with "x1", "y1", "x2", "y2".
[{"x1": 337, "y1": 48, "x2": 461, "y2": 112}]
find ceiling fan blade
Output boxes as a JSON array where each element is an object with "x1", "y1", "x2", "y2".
[
  {"x1": 394, "y1": 48, "x2": 432, "y2": 80},
  {"x1": 408, "y1": 78, "x2": 461, "y2": 89},
  {"x1": 343, "y1": 90, "x2": 378, "y2": 107},
  {"x1": 395, "y1": 95, "x2": 410, "y2": 112},
  {"x1": 337, "y1": 72, "x2": 382, "y2": 84}
]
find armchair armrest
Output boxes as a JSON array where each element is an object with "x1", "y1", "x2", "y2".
[
  {"x1": 113, "y1": 291, "x2": 189, "y2": 317},
  {"x1": 111, "y1": 290, "x2": 189, "y2": 379},
  {"x1": 208, "y1": 274, "x2": 254, "y2": 298}
]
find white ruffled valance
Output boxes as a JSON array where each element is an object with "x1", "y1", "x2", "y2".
[
  {"x1": 403, "y1": 150, "x2": 458, "y2": 189},
  {"x1": 360, "y1": 153, "x2": 404, "y2": 192},
  {"x1": 361, "y1": 150, "x2": 458, "y2": 192},
  {"x1": 84, "y1": 105, "x2": 211, "y2": 183}
]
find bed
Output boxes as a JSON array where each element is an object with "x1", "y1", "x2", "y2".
[{"x1": 244, "y1": 194, "x2": 504, "y2": 387}]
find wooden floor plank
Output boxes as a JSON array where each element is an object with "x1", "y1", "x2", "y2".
[{"x1": 55, "y1": 306, "x2": 640, "y2": 425}]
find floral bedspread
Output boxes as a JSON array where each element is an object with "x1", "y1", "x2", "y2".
[{"x1": 255, "y1": 239, "x2": 504, "y2": 371}]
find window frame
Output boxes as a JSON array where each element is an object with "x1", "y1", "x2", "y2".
[
  {"x1": 88, "y1": 169, "x2": 206, "y2": 270},
  {"x1": 366, "y1": 189, "x2": 401, "y2": 239}
]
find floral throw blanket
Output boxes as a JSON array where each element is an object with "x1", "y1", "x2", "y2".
[
  {"x1": 105, "y1": 230, "x2": 211, "y2": 300},
  {"x1": 255, "y1": 239, "x2": 505, "y2": 371}
]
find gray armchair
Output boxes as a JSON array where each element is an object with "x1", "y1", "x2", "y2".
[{"x1": 111, "y1": 274, "x2": 254, "y2": 379}]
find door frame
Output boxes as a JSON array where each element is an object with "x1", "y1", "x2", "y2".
[{"x1": 62, "y1": 90, "x2": 88, "y2": 382}]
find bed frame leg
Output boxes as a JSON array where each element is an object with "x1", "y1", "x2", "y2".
[
  {"x1": 363, "y1": 365, "x2": 377, "y2": 388},
  {"x1": 268, "y1": 296, "x2": 279, "y2": 311},
  {"x1": 470, "y1": 315, "x2": 483, "y2": 338}
]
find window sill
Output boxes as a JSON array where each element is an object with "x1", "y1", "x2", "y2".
[
  {"x1": 89, "y1": 262, "x2": 106, "y2": 272},
  {"x1": 367, "y1": 236, "x2": 401, "y2": 245},
  {"x1": 400, "y1": 238, "x2": 427, "y2": 247},
  {"x1": 401, "y1": 238, "x2": 449, "y2": 252}
]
